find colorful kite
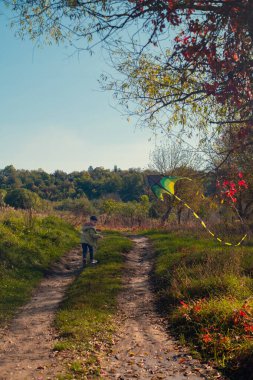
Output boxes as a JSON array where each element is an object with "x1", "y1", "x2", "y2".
[{"x1": 147, "y1": 175, "x2": 247, "y2": 246}]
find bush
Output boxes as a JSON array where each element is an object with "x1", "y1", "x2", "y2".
[
  {"x1": 55, "y1": 196, "x2": 94, "y2": 215},
  {"x1": 0, "y1": 213, "x2": 79, "y2": 325},
  {"x1": 5, "y1": 189, "x2": 41, "y2": 210},
  {"x1": 0, "y1": 189, "x2": 7, "y2": 206},
  {"x1": 147, "y1": 230, "x2": 253, "y2": 377}
]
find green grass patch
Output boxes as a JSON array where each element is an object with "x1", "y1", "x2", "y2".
[
  {"x1": 54, "y1": 232, "x2": 133, "y2": 379},
  {"x1": 146, "y1": 230, "x2": 253, "y2": 379},
  {"x1": 0, "y1": 213, "x2": 79, "y2": 325}
]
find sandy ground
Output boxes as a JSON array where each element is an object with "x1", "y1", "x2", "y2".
[
  {"x1": 100, "y1": 236, "x2": 225, "y2": 380},
  {"x1": 0, "y1": 246, "x2": 82, "y2": 380}
]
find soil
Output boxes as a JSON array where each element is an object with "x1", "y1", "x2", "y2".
[
  {"x1": 100, "y1": 236, "x2": 225, "y2": 380},
  {"x1": 0, "y1": 246, "x2": 82, "y2": 380},
  {"x1": 0, "y1": 237, "x2": 226, "y2": 380}
]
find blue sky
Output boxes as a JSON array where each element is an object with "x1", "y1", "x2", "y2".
[{"x1": 0, "y1": 8, "x2": 154, "y2": 173}]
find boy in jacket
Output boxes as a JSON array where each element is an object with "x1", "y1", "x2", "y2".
[{"x1": 80, "y1": 215, "x2": 102, "y2": 267}]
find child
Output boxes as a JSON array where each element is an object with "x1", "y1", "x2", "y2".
[{"x1": 80, "y1": 215, "x2": 102, "y2": 267}]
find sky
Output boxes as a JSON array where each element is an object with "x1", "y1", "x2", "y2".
[{"x1": 0, "y1": 7, "x2": 154, "y2": 173}]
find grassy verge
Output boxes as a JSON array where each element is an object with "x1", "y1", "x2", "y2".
[
  {"x1": 0, "y1": 211, "x2": 79, "y2": 326},
  {"x1": 54, "y1": 231, "x2": 133, "y2": 379},
  {"x1": 145, "y1": 229, "x2": 253, "y2": 380}
]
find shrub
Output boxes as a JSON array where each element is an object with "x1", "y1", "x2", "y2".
[{"x1": 5, "y1": 189, "x2": 41, "y2": 210}]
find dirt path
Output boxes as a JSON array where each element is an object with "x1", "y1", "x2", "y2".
[
  {"x1": 0, "y1": 246, "x2": 82, "y2": 380},
  {"x1": 0, "y1": 237, "x2": 225, "y2": 380},
  {"x1": 100, "y1": 236, "x2": 224, "y2": 380}
]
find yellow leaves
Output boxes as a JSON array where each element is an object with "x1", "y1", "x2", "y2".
[
  {"x1": 32, "y1": 7, "x2": 42, "y2": 15},
  {"x1": 49, "y1": 26, "x2": 63, "y2": 41},
  {"x1": 67, "y1": 0, "x2": 79, "y2": 7}
]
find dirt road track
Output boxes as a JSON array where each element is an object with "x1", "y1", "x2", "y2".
[
  {"x1": 100, "y1": 236, "x2": 224, "y2": 380},
  {"x1": 0, "y1": 237, "x2": 225, "y2": 380},
  {"x1": 0, "y1": 246, "x2": 82, "y2": 380}
]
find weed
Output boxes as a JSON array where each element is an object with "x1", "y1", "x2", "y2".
[
  {"x1": 0, "y1": 213, "x2": 79, "y2": 325},
  {"x1": 147, "y1": 230, "x2": 253, "y2": 378},
  {"x1": 54, "y1": 232, "x2": 133, "y2": 379}
]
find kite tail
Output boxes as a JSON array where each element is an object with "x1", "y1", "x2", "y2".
[{"x1": 173, "y1": 194, "x2": 247, "y2": 247}]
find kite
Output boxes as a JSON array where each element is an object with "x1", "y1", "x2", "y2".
[{"x1": 147, "y1": 175, "x2": 247, "y2": 246}]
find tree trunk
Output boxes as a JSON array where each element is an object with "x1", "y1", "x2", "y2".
[{"x1": 161, "y1": 205, "x2": 173, "y2": 224}]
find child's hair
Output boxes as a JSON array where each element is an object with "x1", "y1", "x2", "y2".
[{"x1": 90, "y1": 215, "x2": 98, "y2": 222}]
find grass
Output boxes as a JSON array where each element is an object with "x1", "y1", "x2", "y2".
[
  {"x1": 145, "y1": 229, "x2": 253, "y2": 380},
  {"x1": 54, "y1": 231, "x2": 133, "y2": 379},
  {"x1": 0, "y1": 212, "x2": 79, "y2": 325}
]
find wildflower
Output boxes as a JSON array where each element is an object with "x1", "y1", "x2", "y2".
[
  {"x1": 239, "y1": 310, "x2": 247, "y2": 318},
  {"x1": 193, "y1": 304, "x2": 202, "y2": 313},
  {"x1": 202, "y1": 333, "x2": 212, "y2": 343},
  {"x1": 180, "y1": 300, "x2": 189, "y2": 309},
  {"x1": 243, "y1": 323, "x2": 253, "y2": 333},
  {"x1": 219, "y1": 335, "x2": 230, "y2": 344}
]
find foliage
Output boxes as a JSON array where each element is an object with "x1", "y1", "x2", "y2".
[
  {"x1": 0, "y1": 166, "x2": 147, "y2": 203},
  {"x1": 7, "y1": 1, "x2": 253, "y2": 158},
  {"x1": 0, "y1": 189, "x2": 7, "y2": 206},
  {"x1": 55, "y1": 196, "x2": 95, "y2": 216},
  {"x1": 54, "y1": 232, "x2": 133, "y2": 379},
  {"x1": 213, "y1": 129, "x2": 253, "y2": 219},
  {"x1": 0, "y1": 212, "x2": 79, "y2": 325},
  {"x1": 99, "y1": 196, "x2": 151, "y2": 227},
  {"x1": 5, "y1": 188, "x2": 42, "y2": 209},
  {"x1": 147, "y1": 230, "x2": 253, "y2": 378},
  {"x1": 150, "y1": 139, "x2": 202, "y2": 173},
  {"x1": 148, "y1": 167, "x2": 207, "y2": 224},
  {"x1": 103, "y1": 51, "x2": 228, "y2": 143}
]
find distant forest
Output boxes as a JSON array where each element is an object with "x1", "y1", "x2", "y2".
[
  {"x1": 2, "y1": 165, "x2": 251, "y2": 226},
  {"x1": 0, "y1": 165, "x2": 149, "y2": 202}
]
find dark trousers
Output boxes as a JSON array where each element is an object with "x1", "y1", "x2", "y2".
[{"x1": 82, "y1": 243, "x2": 94, "y2": 261}]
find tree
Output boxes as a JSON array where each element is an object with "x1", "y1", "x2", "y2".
[
  {"x1": 150, "y1": 139, "x2": 202, "y2": 173},
  {"x1": 0, "y1": 189, "x2": 7, "y2": 207},
  {"x1": 119, "y1": 171, "x2": 145, "y2": 201},
  {"x1": 5, "y1": 189, "x2": 41, "y2": 210},
  {"x1": 149, "y1": 139, "x2": 204, "y2": 224},
  {"x1": 0, "y1": 165, "x2": 22, "y2": 189},
  {"x1": 213, "y1": 127, "x2": 253, "y2": 220},
  {"x1": 99, "y1": 197, "x2": 150, "y2": 227},
  {"x1": 55, "y1": 196, "x2": 94, "y2": 216},
  {"x1": 7, "y1": 0, "x2": 252, "y2": 148}
]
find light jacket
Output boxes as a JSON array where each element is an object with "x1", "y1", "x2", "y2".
[{"x1": 80, "y1": 223, "x2": 101, "y2": 247}]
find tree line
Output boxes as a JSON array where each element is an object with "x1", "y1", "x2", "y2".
[{"x1": 0, "y1": 165, "x2": 147, "y2": 202}]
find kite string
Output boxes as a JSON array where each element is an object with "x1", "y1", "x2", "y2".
[
  {"x1": 172, "y1": 194, "x2": 247, "y2": 247},
  {"x1": 148, "y1": 175, "x2": 247, "y2": 246}
]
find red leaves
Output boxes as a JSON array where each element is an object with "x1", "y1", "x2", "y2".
[
  {"x1": 216, "y1": 172, "x2": 248, "y2": 204},
  {"x1": 189, "y1": 20, "x2": 201, "y2": 33},
  {"x1": 178, "y1": 297, "x2": 253, "y2": 360},
  {"x1": 168, "y1": 0, "x2": 174, "y2": 10},
  {"x1": 204, "y1": 82, "x2": 219, "y2": 95},
  {"x1": 232, "y1": 302, "x2": 253, "y2": 335},
  {"x1": 243, "y1": 323, "x2": 253, "y2": 333},
  {"x1": 202, "y1": 333, "x2": 212, "y2": 343},
  {"x1": 180, "y1": 300, "x2": 189, "y2": 309},
  {"x1": 238, "y1": 180, "x2": 248, "y2": 189},
  {"x1": 237, "y1": 127, "x2": 249, "y2": 140},
  {"x1": 232, "y1": 52, "x2": 239, "y2": 62},
  {"x1": 133, "y1": 0, "x2": 251, "y2": 117}
]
